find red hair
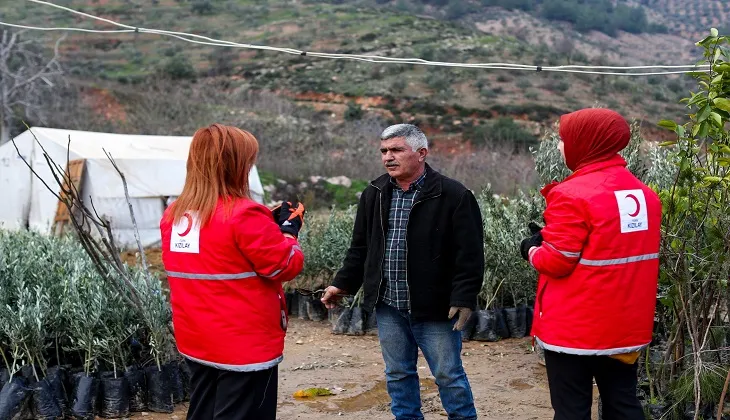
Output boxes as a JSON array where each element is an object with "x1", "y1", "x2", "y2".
[{"x1": 167, "y1": 123, "x2": 259, "y2": 225}]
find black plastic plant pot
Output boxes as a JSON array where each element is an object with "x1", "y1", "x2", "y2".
[
  {"x1": 124, "y1": 366, "x2": 147, "y2": 413},
  {"x1": 327, "y1": 304, "x2": 342, "y2": 325},
  {"x1": 44, "y1": 366, "x2": 68, "y2": 415},
  {"x1": 643, "y1": 402, "x2": 667, "y2": 419},
  {"x1": 503, "y1": 305, "x2": 528, "y2": 339},
  {"x1": 495, "y1": 309, "x2": 510, "y2": 339},
  {"x1": 472, "y1": 310, "x2": 499, "y2": 342},
  {"x1": 144, "y1": 366, "x2": 173, "y2": 413},
  {"x1": 32, "y1": 377, "x2": 63, "y2": 419},
  {"x1": 163, "y1": 362, "x2": 184, "y2": 404},
  {"x1": 96, "y1": 372, "x2": 118, "y2": 417},
  {"x1": 335, "y1": 307, "x2": 352, "y2": 335},
  {"x1": 364, "y1": 310, "x2": 378, "y2": 336},
  {"x1": 287, "y1": 292, "x2": 299, "y2": 317},
  {"x1": 0, "y1": 369, "x2": 8, "y2": 394},
  {"x1": 306, "y1": 297, "x2": 326, "y2": 322},
  {"x1": 177, "y1": 360, "x2": 192, "y2": 401},
  {"x1": 71, "y1": 373, "x2": 99, "y2": 420},
  {"x1": 0, "y1": 377, "x2": 32, "y2": 420},
  {"x1": 298, "y1": 296, "x2": 309, "y2": 320},
  {"x1": 347, "y1": 307, "x2": 365, "y2": 336},
  {"x1": 99, "y1": 376, "x2": 129, "y2": 418},
  {"x1": 20, "y1": 366, "x2": 37, "y2": 386},
  {"x1": 460, "y1": 310, "x2": 479, "y2": 342},
  {"x1": 65, "y1": 368, "x2": 82, "y2": 417}
]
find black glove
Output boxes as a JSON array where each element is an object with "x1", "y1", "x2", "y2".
[
  {"x1": 520, "y1": 222, "x2": 544, "y2": 260},
  {"x1": 272, "y1": 201, "x2": 305, "y2": 238},
  {"x1": 528, "y1": 222, "x2": 543, "y2": 235}
]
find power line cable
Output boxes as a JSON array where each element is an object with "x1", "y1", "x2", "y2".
[
  {"x1": 0, "y1": 22, "x2": 134, "y2": 34},
  {"x1": 4, "y1": 0, "x2": 712, "y2": 77}
]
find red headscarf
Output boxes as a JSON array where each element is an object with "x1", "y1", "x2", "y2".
[{"x1": 559, "y1": 108, "x2": 631, "y2": 172}]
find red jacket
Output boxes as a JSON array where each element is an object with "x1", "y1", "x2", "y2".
[
  {"x1": 529, "y1": 155, "x2": 661, "y2": 355},
  {"x1": 160, "y1": 198, "x2": 303, "y2": 371}
]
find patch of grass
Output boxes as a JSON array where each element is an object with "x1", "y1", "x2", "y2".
[
  {"x1": 324, "y1": 179, "x2": 369, "y2": 208},
  {"x1": 258, "y1": 170, "x2": 278, "y2": 187}
]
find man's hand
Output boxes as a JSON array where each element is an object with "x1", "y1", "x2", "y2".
[
  {"x1": 448, "y1": 307, "x2": 473, "y2": 331},
  {"x1": 321, "y1": 286, "x2": 346, "y2": 309}
]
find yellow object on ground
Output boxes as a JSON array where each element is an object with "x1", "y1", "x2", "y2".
[{"x1": 293, "y1": 388, "x2": 334, "y2": 398}]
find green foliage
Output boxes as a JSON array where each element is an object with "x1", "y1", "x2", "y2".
[
  {"x1": 444, "y1": 1, "x2": 468, "y2": 20},
  {"x1": 489, "y1": 118, "x2": 537, "y2": 148},
  {"x1": 424, "y1": 68, "x2": 454, "y2": 95},
  {"x1": 652, "y1": 28, "x2": 730, "y2": 415},
  {"x1": 480, "y1": 0, "x2": 658, "y2": 37},
  {"x1": 160, "y1": 54, "x2": 197, "y2": 80},
  {"x1": 481, "y1": 0, "x2": 534, "y2": 12},
  {"x1": 258, "y1": 170, "x2": 278, "y2": 187},
  {"x1": 532, "y1": 119, "x2": 676, "y2": 188},
  {"x1": 0, "y1": 230, "x2": 173, "y2": 377},
  {"x1": 477, "y1": 188, "x2": 544, "y2": 307},
  {"x1": 671, "y1": 364, "x2": 729, "y2": 409},
  {"x1": 456, "y1": 0, "x2": 656, "y2": 36},
  {"x1": 531, "y1": 124, "x2": 570, "y2": 185},
  {"x1": 344, "y1": 101, "x2": 364, "y2": 121},
  {"x1": 541, "y1": 0, "x2": 650, "y2": 36},
  {"x1": 323, "y1": 179, "x2": 369, "y2": 207},
  {"x1": 191, "y1": 0, "x2": 214, "y2": 15},
  {"x1": 297, "y1": 206, "x2": 356, "y2": 288},
  {"x1": 465, "y1": 118, "x2": 537, "y2": 150}
]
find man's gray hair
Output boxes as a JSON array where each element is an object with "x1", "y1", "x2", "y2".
[{"x1": 380, "y1": 124, "x2": 429, "y2": 151}]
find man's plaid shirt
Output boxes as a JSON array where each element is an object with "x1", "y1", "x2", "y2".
[{"x1": 380, "y1": 171, "x2": 427, "y2": 311}]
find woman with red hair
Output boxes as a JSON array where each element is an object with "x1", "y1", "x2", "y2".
[
  {"x1": 520, "y1": 109, "x2": 661, "y2": 420},
  {"x1": 160, "y1": 124, "x2": 305, "y2": 420}
]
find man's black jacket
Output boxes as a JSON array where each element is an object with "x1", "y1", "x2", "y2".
[{"x1": 332, "y1": 164, "x2": 485, "y2": 322}]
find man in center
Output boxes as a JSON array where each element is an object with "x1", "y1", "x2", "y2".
[{"x1": 322, "y1": 124, "x2": 484, "y2": 420}]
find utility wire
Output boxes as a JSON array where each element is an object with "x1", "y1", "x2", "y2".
[
  {"x1": 0, "y1": 22, "x2": 135, "y2": 34},
  {"x1": 3, "y1": 0, "x2": 712, "y2": 77}
]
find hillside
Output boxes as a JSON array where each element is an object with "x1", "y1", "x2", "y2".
[
  {"x1": 1, "y1": 1, "x2": 703, "y2": 119},
  {"x1": 643, "y1": 0, "x2": 730, "y2": 41},
  {"x1": 349, "y1": 0, "x2": 728, "y2": 41},
  {"x1": 0, "y1": 0, "x2": 718, "y2": 194}
]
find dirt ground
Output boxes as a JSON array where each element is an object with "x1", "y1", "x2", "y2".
[{"x1": 137, "y1": 319, "x2": 600, "y2": 420}]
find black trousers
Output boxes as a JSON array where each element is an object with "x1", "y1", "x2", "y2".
[
  {"x1": 186, "y1": 360, "x2": 278, "y2": 420},
  {"x1": 544, "y1": 350, "x2": 645, "y2": 420}
]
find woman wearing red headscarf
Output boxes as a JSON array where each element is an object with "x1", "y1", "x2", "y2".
[{"x1": 519, "y1": 109, "x2": 661, "y2": 420}]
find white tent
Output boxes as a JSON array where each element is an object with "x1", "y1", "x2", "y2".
[{"x1": 0, "y1": 127, "x2": 265, "y2": 248}]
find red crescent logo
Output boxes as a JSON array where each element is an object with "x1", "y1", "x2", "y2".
[
  {"x1": 177, "y1": 213, "x2": 193, "y2": 237},
  {"x1": 626, "y1": 194, "x2": 641, "y2": 217}
]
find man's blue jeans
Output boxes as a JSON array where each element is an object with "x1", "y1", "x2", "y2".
[{"x1": 376, "y1": 303, "x2": 477, "y2": 420}]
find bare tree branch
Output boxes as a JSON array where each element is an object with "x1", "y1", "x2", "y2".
[
  {"x1": 0, "y1": 29, "x2": 66, "y2": 144},
  {"x1": 103, "y1": 149, "x2": 152, "y2": 285},
  {"x1": 10, "y1": 127, "x2": 174, "y2": 350}
]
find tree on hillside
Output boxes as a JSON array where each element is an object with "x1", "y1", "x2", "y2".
[{"x1": 0, "y1": 30, "x2": 65, "y2": 145}]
